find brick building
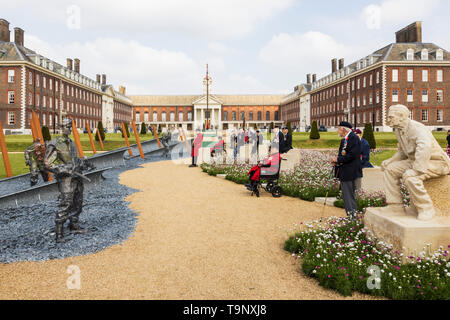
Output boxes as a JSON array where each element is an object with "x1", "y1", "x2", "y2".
[
  {"x1": 280, "y1": 74, "x2": 313, "y2": 131},
  {"x1": 310, "y1": 22, "x2": 450, "y2": 131},
  {"x1": 0, "y1": 19, "x2": 132, "y2": 134},
  {"x1": 130, "y1": 76, "x2": 284, "y2": 131}
]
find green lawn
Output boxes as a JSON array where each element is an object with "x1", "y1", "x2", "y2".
[
  {"x1": 291, "y1": 132, "x2": 447, "y2": 149},
  {"x1": 369, "y1": 150, "x2": 397, "y2": 167}
]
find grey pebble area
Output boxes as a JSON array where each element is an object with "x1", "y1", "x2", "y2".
[{"x1": 0, "y1": 156, "x2": 163, "y2": 264}]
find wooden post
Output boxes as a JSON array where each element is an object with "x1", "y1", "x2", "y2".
[
  {"x1": 71, "y1": 118, "x2": 84, "y2": 158},
  {"x1": 181, "y1": 127, "x2": 191, "y2": 154},
  {"x1": 152, "y1": 125, "x2": 162, "y2": 148},
  {"x1": 30, "y1": 115, "x2": 38, "y2": 141},
  {"x1": 0, "y1": 121, "x2": 12, "y2": 178},
  {"x1": 96, "y1": 128, "x2": 104, "y2": 151},
  {"x1": 122, "y1": 122, "x2": 133, "y2": 157},
  {"x1": 85, "y1": 120, "x2": 97, "y2": 154},
  {"x1": 131, "y1": 121, "x2": 145, "y2": 159}
]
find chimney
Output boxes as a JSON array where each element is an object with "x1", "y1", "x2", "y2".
[
  {"x1": 0, "y1": 19, "x2": 10, "y2": 42},
  {"x1": 331, "y1": 58, "x2": 337, "y2": 73},
  {"x1": 338, "y1": 58, "x2": 344, "y2": 70},
  {"x1": 14, "y1": 27, "x2": 24, "y2": 46},
  {"x1": 67, "y1": 58, "x2": 73, "y2": 70},
  {"x1": 74, "y1": 58, "x2": 80, "y2": 73},
  {"x1": 96, "y1": 74, "x2": 101, "y2": 83},
  {"x1": 102, "y1": 74, "x2": 106, "y2": 85},
  {"x1": 306, "y1": 74, "x2": 311, "y2": 84},
  {"x1": 118, "y1": 86, "x2": 126, "y2": 95},
  {"x1": 395, "y1": 21, "x2": 422, "y2": 43},
  {"x1": 312, "y1": 74, "x2": 317, "y2": 83}
]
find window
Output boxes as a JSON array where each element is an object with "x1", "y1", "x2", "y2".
[
  {"x1": 363, "y1": 112, "x2": 366, "y2": 124},
  {"x1": 161, "y1": 112, "x2": 166, "y2": 122},
  {"x1": 240, "y1": 112, "x2": 245, "y2": 120},
  {"x1": 43, "y1": 77, "x2": 46, "y2": 88},
  {"x1": 422, "y1": 69, "x2": 428, "y2": 82},
  {"x1": 28, "y1": 93, "x2": 32, "y2": 105},
  {"x1": 392, "y1": 69, "x2": 399, "y2": 82},
  {"x1": 363, "y1": 95, "x2": 366, "y2": 106},
  {"x1": 422, "y1": 90, "x2": 428, "y2": 102},
  {"x1": 407, "y1": 69, "x2": 413, "y2": 82},
  {"x1": 436, "y1": 49, "x2": 443, "y2": 61},
  {"x1": 376, "y1": 71, "x2": 380, "y2": 84},
  {"x1": 357, "y1": 113, "x2": 360, "y2": 124},
  {"x1": 178, "y1": 112, "x2": 183, "y2": 122},
  {"x1": 392, "y1": 90, "x2": 399, "y2": 102},
  {"x1": 7, "y1": 112, "x2": 15, "y2": 125},
  {"x1": 369, "y1": 74, "x2": 373, "y2": 86},
  {"x1": 357, "y1": 79, "x2": 360, "y2": 89},
  {"x1": 409, "y1": 109, "x2": 413, "y2": 120},
  {"x1": 153, "y1": 112, "x2": 157, "y2": 122},
  {"x1": 187, "y1": 112, "x2": 192, "y2": 121},
  {"x1": 274, "y1": 111, "x2": 279, "y2": 121},
  {"x1": 135, "y1": 112, "x2": 140, "y2": 122},
  {"x1": 421, "y1": 109, "x2": 428, "y2": 122},
  {"x1": 249, "y1": 112, "x2": 253, "y2": 121},
  {"x1": 407, "y1": 89, "x2": 414, "y2": 102},
  {"x1": 352, "y1": 80, "x2": 355, "y2": 91},
  {"x1": 406, "y1": 48, "x2": 414, "y2": 61},
  {"x1": 28, "y1": 72, "x2": 32, "y2": 85},
  {"x1": 369, "y1": 94, "x2": 373, "y2": 105},
  {"x1": 266, "y1": 111, "x2": 270, "y2": 121},
  {"x1": 49, "y1": 79, "x2": 53, "y2": 90},
  {"x1": 170, "y1": 112, "x2": 175, "y2": 122},
  {"x1": 258, "y1": 111, "x2": 261, "y2": 121},
  {"x1": 36, "y1": 74, "x2": 40, "y2": 87},
  {"x1": 144, "y1": 112, "x2": 149, "y2": 122},
  {"x1": 232, "y1": 111, "x2": 236, "y2": 121},
  {"x1": 357, "y1": 96, "x2": 360, "y2": 106},
  {"x1": 56, "y1": 81, "x2": 59, "y2": 92},
  {"x1": 49, "y1": 97, "x2": 53, "y2": 108},
  {"x1": 8, "y1": 91, "x2": 15, "y2": 104},
  {"x1": 8, "y1": 69, "x2": 15, "y2": 83},
  {"x1": 436, "y1": 90, "x2": 443, "y2": 103},
  {"x1": 376, "y1": 110, "x2": 380, "y2": 122},
  {"x1": 421, "y1": 49, "x2": 428, "y2": 60},
  {"x1": 437, "y1": 69, "x2": 443, "y2": 82},
  {"x1": 363, "y1": 77, "x2": 366, "y2": 88},
  {"x1": 437, "y1": 109, "x2": 443, "y2": 122}
]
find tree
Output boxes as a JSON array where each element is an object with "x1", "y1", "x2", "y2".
[
  {"x1": 140, "y1": 122, "x2": 147, "y2": 135},
  {"x1": 95, "y1": 121, "x2": 106, "y2": 141},
  {"x1": 287, "y1": 122, "x2": 293, "y2": 134},
  {"x1": 122, "y1": 123, "x2": 130, "y2": 138},
  {"x1": 362, "y1": 123, "x2": 377, "y2": 149},
  {"x1": 269, "y1": 122, "x2": 274, "y2": 140},
  {"x1": 309, "y1": 121, "x2": 320, "y2": 140},
  {"x1": 157, "y1": 124, "x2": 161, "y2": 134},
  {"x1": 41, "y1": 126, "x2": 52, "y2": 141}
]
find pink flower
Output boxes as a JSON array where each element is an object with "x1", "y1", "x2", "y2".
[
  {"x1": 327, "y1": 275, "x2": 331, "y2": 278},
  {"x1": 359, "y1": 276, "x2": 363, "y2": 279},
  {"x1": 345, "y1": 273, "x2": 349, "y2": 277}
]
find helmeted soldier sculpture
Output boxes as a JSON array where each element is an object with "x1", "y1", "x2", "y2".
[
  {"x1": 24, "y1": 137, "x2": 50, "y2": 186},
  {"x1": 44, "y1": 118, "x2": 93, "y2": 243},
  {"x1": 381, "y1": 104, "x2": 450, "y2": 221}
]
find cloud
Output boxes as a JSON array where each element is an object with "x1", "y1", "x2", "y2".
[
  {"x1": 25, "y1": 34, "x2": 203, "y2": 94},
  {"x1": 259, "y1": 31, "x2": 366, "y2": 81},
  {"x1": 10, "y1": 0, "x2": 295, "y2": 39},
  {"x1": 361, "y1": 0, "x2": 440, "y2": 30}
]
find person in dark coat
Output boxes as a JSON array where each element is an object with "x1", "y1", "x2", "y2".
[
  {"x1": 447, "y1": 130, "x2": 450, "y2": 158},
  {"x1": 280, "y1": 127, "x2": 293, "y2": 154},
  {"x1": 247, "y1": 161, "x2": 263, "y2": 197},
  {"x1": 353, "y1": 128, "x2": 373, "y2": 191},
  {"x1": 331, "y1": 121, "x2": 362, "y2": 218}
]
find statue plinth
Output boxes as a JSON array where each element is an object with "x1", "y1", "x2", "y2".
[{"x1": 365, "y1": 174, "x2": 450, "y2": 261}]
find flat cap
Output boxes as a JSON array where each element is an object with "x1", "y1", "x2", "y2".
[{"x1": 338, "y1": 121, "x2": 352, "y2": 129}]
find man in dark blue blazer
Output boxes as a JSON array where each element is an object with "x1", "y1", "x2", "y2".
[
  {"x1": 331, "y1": 121, "x2": 362, "y2": 218},
  {"x1": 353, "y1": 128, "x2": 373, "y2": 191}
]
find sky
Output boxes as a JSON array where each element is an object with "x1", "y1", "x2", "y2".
[{"x1": 3, "y1": 0, "x2": 450, "y2": 95}]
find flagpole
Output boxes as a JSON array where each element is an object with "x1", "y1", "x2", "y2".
[{"x1": 206, "y1": 64, "x2": 209, "y2": 130}]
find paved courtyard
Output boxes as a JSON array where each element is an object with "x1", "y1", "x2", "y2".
[{"x1": 0, "y1": 160, "x2": 376, "y2": 299}]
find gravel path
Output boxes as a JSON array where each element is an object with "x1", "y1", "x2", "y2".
[{"x1": 0, "y1": 160, "x2": 375, "y2": 299}]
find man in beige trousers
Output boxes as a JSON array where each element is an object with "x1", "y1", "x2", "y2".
[{"x1": 381, "y1": 104, "x2": 450, "y2": 221}]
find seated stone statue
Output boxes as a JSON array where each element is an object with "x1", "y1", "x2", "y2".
[{"x1": 381, "y1": 104, "x2": 450, "y2": 221}]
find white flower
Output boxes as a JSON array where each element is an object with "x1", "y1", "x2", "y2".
[{"x1": 317, "y1": 253, "x2": 320, "y2": 258}]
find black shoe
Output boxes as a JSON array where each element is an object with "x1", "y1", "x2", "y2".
[
  {"x1": 69, "y1": 222, "x2": 88, "y2": 234},
  {"x1": 55, "y1": 223, "x2": 64, "y2": 243}
]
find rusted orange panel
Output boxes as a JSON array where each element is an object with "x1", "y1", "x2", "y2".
[
  {"x1": 122, "y1": 122, "x2": 133, "y2": 157},
  {"x1": 0, "y1": 121, "x2": 12, "y2": 178},
  {"x1": 85, "y1": 120, "x2": 96, "y2": 154},
  {"x1": 131, "y1": 121, "x2": 144, "y2": 159}
]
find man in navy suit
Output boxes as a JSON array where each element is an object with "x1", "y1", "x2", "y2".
[
  {"x1": 331, "y1": 121, "x2": 362, "y2": 218},
  {"x1": 353, "y1": 128, "x2": 373, "y2": 191}
]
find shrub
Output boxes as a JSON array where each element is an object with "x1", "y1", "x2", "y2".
[
  {"x1": 287, "y1": 122, "x2": 293, "y2": 134},
  {"x1": 310, "y1": 121, "x2": 320, "y2": 140},
  {"x1": 362, "y1": 123, "x2": 377, "y2": 149},
  {"x1": 95, "y1": 121, "x2": 106, "y2": 141},
  {"x1": 41, "y1": 126, "x2": 51, "y2": 141},
  {"x1": 333, "y1": 190, "x2": 387, "y2": 211},
  {"x1": 140, "y1": 122, "x2": 147, "y2": 135},
  {"x1": 285, "y1": 216, "x2": 449, "y2": 299},
  {"x1": 122, "y1": 123, "x2": 130, "y2": 138}
]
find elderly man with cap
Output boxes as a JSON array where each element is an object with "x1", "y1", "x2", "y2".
[
  {"x1": 353, "y1": 128, "x2": 373, "y2": 191},
  {"x1": 331, "y1": 121, "x2": 362, "y2": 218}
]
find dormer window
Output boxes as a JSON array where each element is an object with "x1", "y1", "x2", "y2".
[
  {"x1": 362, "y1": 59, "x2": 367, "y2": 68},
  {"x1": 406, "y1": 48, "x2": 414, "y2": 61},
  {"x1": 421, "y1": 49, "x2": 428, "y2": 60},
  {"x1": 436, "y1": 49, "x2": 443, "y2": 61}
]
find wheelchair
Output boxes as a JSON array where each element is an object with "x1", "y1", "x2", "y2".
[{"x1": 245, "y1": 159, "x2": 284, "y2": 198}]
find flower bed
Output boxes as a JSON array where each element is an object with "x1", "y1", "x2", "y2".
[
  {"x1": 284, "y1": 216, "x2": 450, "y2": 299},
  {"x1": 334, "y1": 190, "x2": 387, "y2": 211}
]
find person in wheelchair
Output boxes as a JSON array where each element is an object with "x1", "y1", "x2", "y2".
[
  {"x1": 246, "y1": 161, "x2": 264, "y2": 197},
  {"x1": 260, "y1": 143, "x2": 281, "y2": 177}
]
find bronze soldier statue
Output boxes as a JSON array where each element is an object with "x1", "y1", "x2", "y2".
[
  {"x1": 24, "y1": 138, "x2": 49, "y2": 186},
  {"x1": 44, "y1": 118, "x2": 92, "y2": 243}
]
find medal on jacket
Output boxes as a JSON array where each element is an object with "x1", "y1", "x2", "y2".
[{"x1": 341, "y1": 136, "x2": 348, "y2": 156}]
